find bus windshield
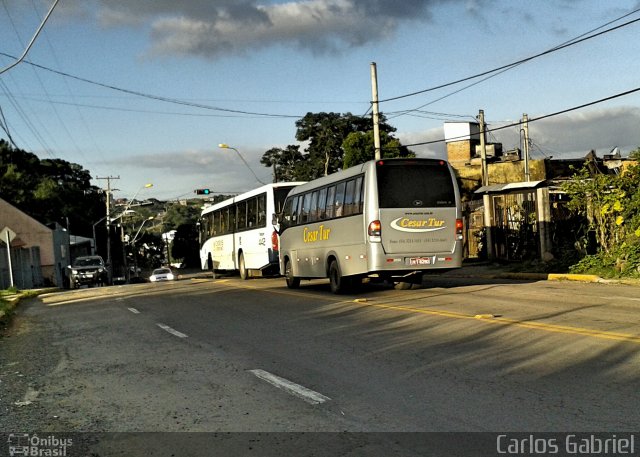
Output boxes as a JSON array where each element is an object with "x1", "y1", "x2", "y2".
[{"x1": 376, "y1": 161, "x2": 456, "y2": 208}]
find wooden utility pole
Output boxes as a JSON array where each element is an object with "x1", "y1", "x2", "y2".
[
  {"x1": 95, "y1": 175, "x2": 119, "y2": 284},
  {"x1": 370, "y1": 62, "x2": 382, "y2": 160},
  {"x1": 478, "y1": 109, "x2": 489, "y2": 186},
  {"x1": 522, "y1": 113, "x2": 531, "y2": 182}
]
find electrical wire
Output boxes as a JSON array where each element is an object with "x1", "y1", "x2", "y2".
[
  {"x1": 401, "y1": 85, "x2": 640, "y2": 148},
  {"x1": 0, "y1": 51, "x2": 301, "y2": 119},
  {"x1": 379, "y1": 7, "x2": 640, "y2": 105}
]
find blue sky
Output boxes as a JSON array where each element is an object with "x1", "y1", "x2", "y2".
[{"x1": 2, "y1": 0, "x2": 640, "y2": 201}]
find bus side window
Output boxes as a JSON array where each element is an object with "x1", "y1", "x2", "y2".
[
  {"x1": 257, "y1": 193, "x2": 267, "y2": 227},
  {"x1": 295, "y1": 196, "x2": 304, "y2": 224},
  {"x1": 237, "y1": 201, "x2": 247, "y2": 230},
  {"x1": 334, "y1": 181, "x2": 346, "y2": 217},
  {"x1": 289, "y1": 196, "x2": 299, "y2": 225},
  {"x1": 219, "y1": 209, "x2": 227, "y2": 235},
  {"x1": 301, "y1": 193, "x2": 312, "y2": 223},
  {"x1": 247, "y1": 197, "x2": 257, "y2": 228},
  {"x1": 354, "y1": 176, "x2": 364, "y2": 213},
  {"x1": 317, "y1": 187, "x2": 328, "y2": 220},
  {"x1": 309, "y1": 191, "x2": 319, "y2": 222},
  {"x1": 281, "y1": 197, "x2": 294, "y2": 229},
  {"x1": 208, "y1": 213, "x2": 214, "y2": 237},
  {"x1": 325, "y1": 186, "x2": 336, "y2": 219},
  {"x1": 344, "y1": 179, "x2": 356, "y2": 216}
]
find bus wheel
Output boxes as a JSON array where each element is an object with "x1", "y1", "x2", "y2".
[
  {"x1": 329, "y1": 260, "x2": 350, "y2": 294},
  {"x1": 239, "y1": 252, "x2": 249, "y2": 280},
  {"x1": 285, "y1": 259, "x2": 300, "y2": 289}
]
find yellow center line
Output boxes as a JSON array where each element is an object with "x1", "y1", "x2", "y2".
[{"x1": 356, "y1": 300, "x2": 640, "y2": 345}]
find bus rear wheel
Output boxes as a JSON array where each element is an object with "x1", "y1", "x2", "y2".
[
  {"x1": 285, "y1": 258, "x2": 300, "y2": 289},
  {"x1": 239, "y1": 252, "x2": 249, "y2": 280},
  {"x1": 329, "y1": 260, "x2": 351, "y2": 294}
]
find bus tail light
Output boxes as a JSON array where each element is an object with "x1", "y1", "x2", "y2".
[
  {"x1": 455, "y1": 218, "x2": 464, "y2": 241},
  {"x1": 271, "y1": 230, "x2": 279, "y2": 251},
  {"x1": 368, "y1": 220, "x2": 381, "y2": 237}
]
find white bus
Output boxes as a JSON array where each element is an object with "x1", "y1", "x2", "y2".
[
  {"x1": 276, "y1": 158, "x2": 463, "y2": 293},
  {"x1": 199, "y1": 182, "x2": 304, "y2": 279}
]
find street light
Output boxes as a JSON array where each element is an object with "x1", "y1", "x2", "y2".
[
  {"x1": 128, "y1": 216, "x2": 155, "y2": 281},
  {"x1": 106, "y1": 183, "x2": 153, "y2": 284},
  {"x1": 218, "y1": 143, "x2": 266, "y2": 185}
]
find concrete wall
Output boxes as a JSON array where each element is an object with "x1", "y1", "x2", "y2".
[{"x1": 454, "y1": 159, "x2": 547, "y2": 193}]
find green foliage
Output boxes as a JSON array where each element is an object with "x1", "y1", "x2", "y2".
[
  {"x1": 0, "y1": 140, "x2": 104, "y2": 237},
  {"x1": 162, "y1": 202, "x2": 200, "y2": 232},
  {"x1": 628, "y1": 147, "x2": 640, "y2": 160},
  {"x1": 342, "y1": 131, "x2": 414, "y2": 169},
  {"x1": 562, "y1": 161, "x2": 640, "y2": 277},
  {"x1": 260, "y1": 145, "x2": 304, "y2": 182},
  {"x1": 261, "y1": 112, "x2": 411, "y2": 181}
]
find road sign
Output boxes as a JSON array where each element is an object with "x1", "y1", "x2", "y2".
[
  {"x1": 0, "y1": 226, "x2": 16, "y2": 243},
  {"x1": 1, "y1": 226, "x2": 16, "y2": 287}
]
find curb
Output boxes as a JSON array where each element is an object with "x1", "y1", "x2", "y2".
[{"x1": 444, "y1": 271, "x2": 606, "y2": 283}]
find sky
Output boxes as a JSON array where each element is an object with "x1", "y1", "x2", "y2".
[{"x1": 1, "y1": 0, "x2": 640, "y2": 201}]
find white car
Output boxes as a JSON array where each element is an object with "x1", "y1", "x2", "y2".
[{"x1": 149, "y1": 267, "x2": 175, "y2": 282}]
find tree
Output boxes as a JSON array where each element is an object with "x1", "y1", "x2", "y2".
[
  {"x1": 342, "y1": 130, "x2": 414, "y2": 168},
  {"x1": 629, "y1": 147, "x2": 640, "y2": 160},
  {"x1": 0, "y1": 140, "x2": 104, "y2": 236},
  {"x1": 162, "y1": 202, "x2": 200, "y2": 232},
  {"x1": 259, "y1": 145, "x2": 304, "y2": 182},
  {"x1": 261, "y1": 112, "x2": 407, "y2": 181},
  {"x1": 171, "y1": 223, "x2": 200, "y2": 268}
]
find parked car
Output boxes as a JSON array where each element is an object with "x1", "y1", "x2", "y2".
[
  {"x1": 68, "y1": 255, "x2": 108, "y2": 289},
  {"x1": 149, "y1": 267, "x2": 175, "y2": 282}
]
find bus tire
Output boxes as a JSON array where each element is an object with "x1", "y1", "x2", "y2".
[
  {"x1": 329, "y1": 260, "x2": 350, "y2": 294},
  {"x1": 284, "y1": 258, "x2": 300, "y2": 289},
  {"x1": 239, "y1": 253, "x2": 249, "y2": 280}
]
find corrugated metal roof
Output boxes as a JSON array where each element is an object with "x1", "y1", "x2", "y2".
[{"x1": 474, "y1": 180, "x2": 546, "y2": 194}]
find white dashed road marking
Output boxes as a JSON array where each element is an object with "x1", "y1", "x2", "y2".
[
  {"x1": 156, "y1": 323, "x2": 188, "y2": 339},
  {"x1": 127, "y1": 307, "x2": 140, "y2": 314},
  {"x1": 249, "y1": 369, "x2": 331, "y2": 405}
]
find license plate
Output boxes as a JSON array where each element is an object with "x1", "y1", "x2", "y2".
[{"x1": 409, "y1": 257, "x2": 431, "y2": 265}]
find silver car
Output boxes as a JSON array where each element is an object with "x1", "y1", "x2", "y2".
[{"x1": 149, "y1": 267, "x2": 175, "y2": 282}]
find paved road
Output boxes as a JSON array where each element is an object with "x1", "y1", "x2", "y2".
[{"x1": 1, "y1": 274, "x2": 639, "y2": 453}]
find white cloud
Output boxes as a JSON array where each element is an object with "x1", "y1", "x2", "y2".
[
  {"x1": 399, "y1": 107, "x2": 640, "y2": 160},
  {"x1": 63, "y1": 0, "x2": 454, "y2": 58}
]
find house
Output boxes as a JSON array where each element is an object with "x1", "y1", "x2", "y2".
[{"x1": 0, "y1": 197, "x2": 70, "y2": 288}]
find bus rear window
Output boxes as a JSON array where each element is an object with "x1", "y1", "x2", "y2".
[{"x1": 376, "y1": 162, "x2": 456, "y2": 208}]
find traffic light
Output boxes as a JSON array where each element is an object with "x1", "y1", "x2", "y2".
[{"x1": 195, "y1": 189, "x2": 211, "y2": 195}]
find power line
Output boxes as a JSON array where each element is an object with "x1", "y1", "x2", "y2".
[
  {"x1": 379, "y1": 7, "x2": 640, "y2": 105},
  {"x1": 0, "y1": 51, "x2": 301, "y2": 119},
  {"x1": 401, "y1": 85, "x2": 640, "y2": 148}
]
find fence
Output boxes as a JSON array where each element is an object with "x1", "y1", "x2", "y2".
[{"x1": 0, "y1": 246, "x2": 44, "y2": 289}]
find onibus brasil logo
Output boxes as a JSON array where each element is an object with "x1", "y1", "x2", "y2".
[{"x1": 7, "y1": 433, "x2": 73, "y2": 456}]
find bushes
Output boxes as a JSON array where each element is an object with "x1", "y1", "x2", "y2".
[{"x1": 563, "y1": 162, "x2": 640, "y2": 277}]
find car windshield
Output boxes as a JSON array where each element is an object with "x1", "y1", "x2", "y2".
[
  {"x1": 73, "y1": 258, "x2": 103, "y2": 267},
  {"x1": 153, "y1": 268, "x2": 171, "y2": 275}
]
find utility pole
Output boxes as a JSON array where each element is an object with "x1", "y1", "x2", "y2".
[
  {"x1": 370, "y1": 62, "x2": 382, "y2": 160},
  {"x1": 95, "y1": 175, "x2": 119, "y2": 284},
  {"x1": 522, "y1": 113, "x2": 531, "y2": 182},
  {"x1": 478, "y1": 109, "x2": 489, "y2": 187}
]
